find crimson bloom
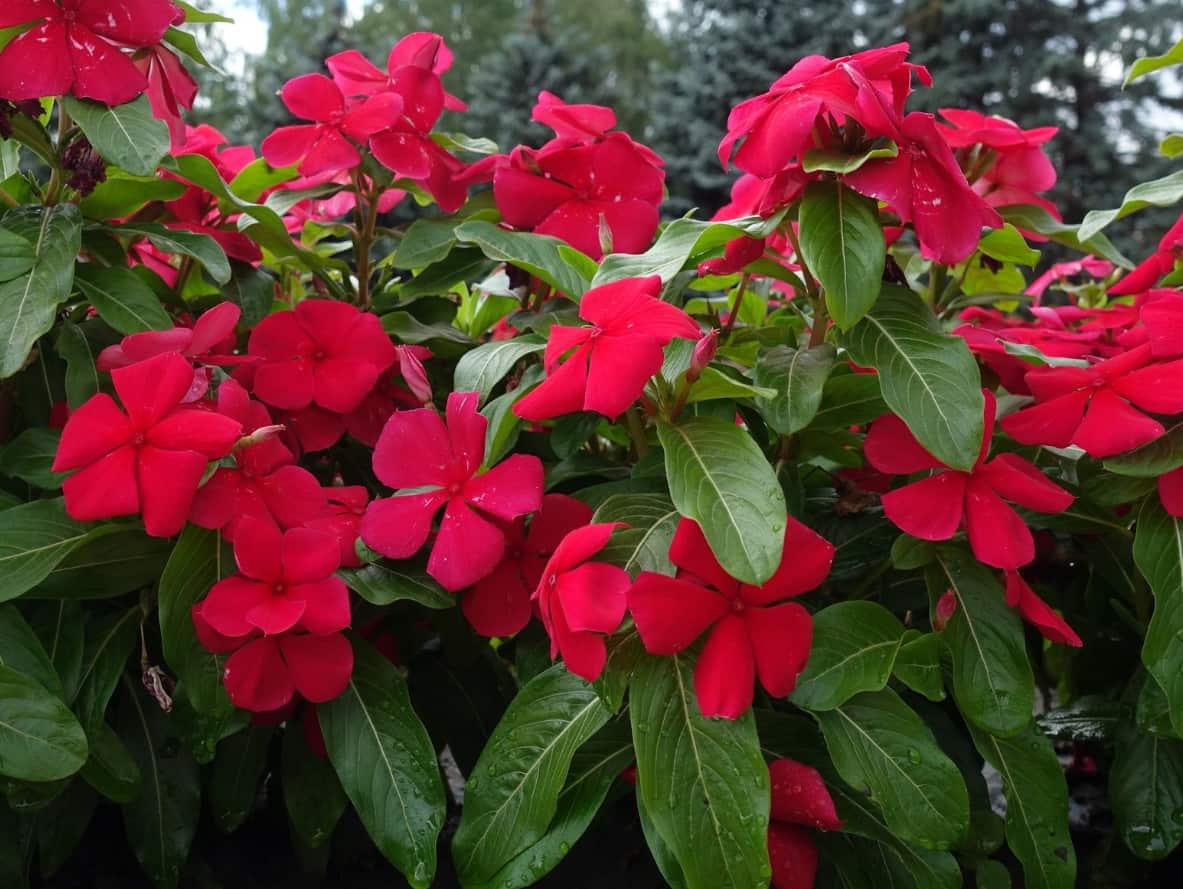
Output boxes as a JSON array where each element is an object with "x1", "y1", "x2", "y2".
[
  {"x1": 261, "y1": 73, "x2": 402, "y2": 177},
  {"x1": 246, "y1": 299, "x2": 396, "y2": 414},
  {"x1": 533, "y1": 523, "x2": 631, "y2": 681},
  {"x1": 361, "y1": 391, "x2": 544, "y2": 591},
  {"x1": 1004, "y1": 571, "x2": 1082, "y2": 647},
  {"x1": 304, "y1": 486, "x2": 370, "y2": 569},
  {"x1": 97, "y1": 301, "x2": 241, "y2": 371},
  {"x1": 134, "y1": 42, "x2": 198, "y2": 147},
  {"x1": 0, "y1": 0, "x2": 181, "y2": 105},
  {"x1": 462, "y1": 493, "x2": 593, "y2": 637},
  {"x1": 767, "y1": 758, "x2": 843, "y2": 889},
  {"x1": 938, "y1": 108, "x2": 1059, "y2": 213},
  {"x1": 52, "y1": 352, "x2": 241, "y2": 536},
  {"x1": 222, "y1": 632, "x2": 353, "y2": 713},
  {"x1": 187, "y1": 379, "x2": 326, "y2": 540},
  {"x1": 327, "y1": 31, "x2": 465, "y2": 110},
  {"x1": 513, "y1": 276, "x2": 701, "y2": 421},
  {"x1": 867, "y1": 391, "x2": 1074, "y2": 569},
  {"x1": 999, "y1": 343, "x2": 1183, "y2": 457},
  {"x1": 489, "y1": 93, "x2": 666, "y2": 259},
  {"x1": 1109, "y1": 213, "x2": 1183, "y2": 296},
  {"x1": 627, "y1": 517, "x2": 834, "y2": 719},
  {"x1": 200, "y1": 518, "x2": 350, "y2": 639}
]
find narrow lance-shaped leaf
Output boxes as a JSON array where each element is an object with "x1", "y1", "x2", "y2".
[
  {"x1": 1079, "y1": 168, "x2": 1183, "y2": 240},
  {"x1": 74, "y1": 265, "x2": 172, "y2": 334},
  {"x1": 453, "y1": 338, "x2": 545, "y2": 405},
  {"x1": 839, "y1": 285, "x2": 983, "y2": 470},
  {"x1": 630, "y1": 652, "x2": 771, "y2": 889},
  {"x1": 1133, "y1": 498, "x2": 1183, "y2": 737},
  {"x1": 281, "y1": 721, "x2": 348, "y2": 848},
  {"x1": 0, "y1": 499, "x2": 113, "y2": 603}
]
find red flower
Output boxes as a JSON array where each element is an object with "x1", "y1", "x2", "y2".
[
  {"x1": 845, "y1": 112, "x2": 1002, "y2": 264},
  {"x1": 304, "y1": 486, "x2": 370, "y2": 569},
  {"x1": 327, "y1": 32, "x2": 465, "y2": 110},
  {"x1": 533, "y1": 523, "x2": 631, "y2": 681},
  {"x1": 867, "y1": 391, "x2": 1074, "y2": 569},
  {"x1": 462, "y1": 493, "x2": 593, "y2": 637},
  {"x1": 199, "y1": 518, "x2": 350, "y2": 638},
  {"x1": 999, "y1": 343, "x2": 1183, "y2": 457},
  {"x1": 1109, "y1": 213, "x2": 1183, "y2": 296},
  {"x1": 938, "y1": 108, "x2": 1059, "y2": 212},
  {"x1": 223, "y1": 632, "x2": 354, "y2": 713},
  {"x1": 188, "y1": 379, "x2": 326, "y2": 540},
  {"x1": 0, "y1": 0, "x2": 181, "y2": 105},
  {"x1": 767, "y1": 758, "x2": 842, "y2": 889},
  {"x1": 134, "y1": 43, "x2": 198, "y2": 147},
  {"x1": 361, "y1": 392, "x2": 544, "y2": 591},
  {"x1": 627, "y1": 517, "x2": 834, "y2": 719},
  {"x1": 343, "y1": 345, "x2": 433, "y2": 447},
  {"x1": 512, "y1": 277, "x2": 701, "y2": 421},
  {"x1": 489, "y1": 94, "x2": 665, "y2": 259},
  {"x1": 1004, "y1": 571, "x2": 1082, "y2": 647},
  {"x1": 97, "y1": 301, "x2": 241, "y2": 371},
  {"x1": 261, "y1": 73, "x2": 402, "y2": 177},
  {"x1": 52, "y1": 352, "x2": 241, "y2": 536},
  {"x1": 246, "y1": 299, "x2": 396, "y2": 414}
]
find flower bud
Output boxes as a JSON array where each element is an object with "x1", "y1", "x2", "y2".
[
  {"x1": 934, "y1": 590, "x2": 957, "y2": 631},
  {"x1": 397, "y1": 345, "x2": 432, "y2": 405},
  {"x1": 687, "y1": 329, "x2": 718, "y2": 383}
]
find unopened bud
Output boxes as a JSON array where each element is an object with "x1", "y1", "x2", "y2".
[
  {"x1": 597, "y1": 212, "x2": 614, "y2": 258},
  {"x1": 398, "y1": 346, "x2": 432, "y2": 405},
  {"x1": 934, "y1": 590, "x2": 957, "y2": 632},
  {"x1": 235, "y1": 423, "x2": 285, "y2": 450},
  {"x1": 687, "y1": 330, "x2": 718, "y2": 383}
]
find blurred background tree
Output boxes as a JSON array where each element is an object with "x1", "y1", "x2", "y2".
[{"x1": 191, "y1": 0, "x2": 1183, "y2": 251}]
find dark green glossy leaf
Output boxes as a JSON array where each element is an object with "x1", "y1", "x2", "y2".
[
  {"x1": 75, "y1": 265, "x2": 171, "y2": 334},
  {"x1": 0, "y1": 664, "x2": 87, "y2": 782},
  {"x1": 798, "y1": 181, "x2": 885, "y2": 329},
  {"x1": 63, "y1": 96, "x2": 168, "y2": 176},
  {"x1": 112, "y1": 223, "x2": 230, "y2": 284},
  {"x1": 73, "y1": 605, "x2": 138, "y2": 730},
  {"x1": 1110, "y1": 720, "x2": 1183, "y2": 860},
  {"x1": 754, "y1": 343, "x2": 836, "y2": 435},
  {"x1": 210, "y1": 726, "x2": 272, "y2": 833},
  {"x1": 455, "y1": 220, "x2": 593, "y2": 297},
  {"x1": 0, "y1": 427, "x2": 65, "y2": 488},
  {"x1": 34, "y1": 777, "x2": 96, "y2": 878},
  {"x1": 281, "y1": 723, "x2": 347, "y2": 848},
  {"x1": 1104, "y1": 423, "x2": 1183, "y2": 477},
  {"x1": 339, "y1": 562, "x2": 454, "y2": 609},
  {"x1": 1133, "y1": 498, "x2": 1183, "y2": 736},
  {"x1": 453, "y1": 338, "x2": 545, "y2": 405},
  {"x1": 0, "y1": 499, "x2": 111, "y2": 603},
  {"x1": 80, "y1": 720, "x2": 141, "y2": 802},
  {"x1": 0, "y1": 603, "x2": 63, "y2": 697},
  {"x1": 807, "y1": 372, "x2": 886, "y2": 430},
  {"x1": 54, "y1": 321, "x2": 101, "y2": 408},
  {"x1": 892, "y1": 632, "x2": 946, "y2": 702},
  {"x1": 592, "y1": 494, "x2": 680, "y2": 576},
  {"x1": 32, "y1": 525, "x2": 171, "y2": 599},
  {"x1": 791, "y1": 601, "x2": 904, "y2": 711}
]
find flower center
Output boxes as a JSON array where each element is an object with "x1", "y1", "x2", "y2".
[
  {"x1": 312, "y1": 348, "x2": 327, "y2": 361},
  {"x1": 272, "y1": 582, "x2": 286, "y2": 596},
  {"x1": 447, "y1": 480, "x2": 463, "y2": 496},
  {"x1": 730, "y1": 596, "x2": 745, "y2": 613},
  {"x1": 131, "y1": 432, "x2": 146, "y2": 446},
  {"x1": 62, "y1": 9, "x2": 77, "y2": 22}
]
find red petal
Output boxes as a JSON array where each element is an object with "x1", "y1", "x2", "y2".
[
  {"x1": 146, "y1": 408, "x2": 241, "y2": 458},
  {"x1": 628, "y1": 572, "x2": 727, "y2": 654},
  {"x1": 1073, "y1": 388, "x2": 1164, "y2": 457},
  {"x1": 371, "y1": 406, "x2": 451, "y2": 489},
  {"x1": 258, "y1": 465, "x2": 328, "y2": 528},
  {"x1": 325, "y1": 49, "x2": 386, "y2": 95},
  {"x1": 769, "y1": 758, "x2": 842, "y2": 830},
  {"x1": 341, "y1": 91, "x2": 403, "y2": 139},
  {"x1": 79, "y1": 0, "x2": 178, "y2": 45},
  {"x1": 0, "y1": 0, "x2": 54, "y2": 28},
  {"x1": 189, "y1": 302, "x2": 240, "y2": 354},
  {"x1": 462, "y1": 559, "x2": 533, "y2": 637},
  {"x1": 999, "y1": 389, "x2": 1090, "y2": 449},
  {"x1": 201, "y1": 576, "x2": 271, "y2": 638},
  {"x1": 245, "y1": 592, "x2": 306, "y2": 636},
  {"x1": 864, "y1": 413, "x2": 944, "y2": 474},
  {"x1": 1005, "y1": 572, "x2": 1082, "y2": 647},
  {"x1": 370, "y1": 130, "x2": 433, "y2": 179},
  {"x1": 280, "y1": 633, "x2": 354, "y2": 703},
  {"x1": 512, "y1": 347, "x2": 589, "y2": 421},
  {"x1": 67, "y1": 26, "x2": 149, "y2": 105},
  {"x1": 282, "y1": 527, "x2": 340, "y2": 583},
  {"x1": 464, "y1": 454, "x2": 544, "y2": 522},
  {"x1": 1159, "y1": 466, "x2": 1183, "y2": 517},
  {"x1": 359, "y1": 490, "x2": 448, "y2": 559},
  {"x1": 525, "y1": 494, "x2": 593, "y2": 555},
  {"x1": 668, "y1": 518, "x2": 739, "y2": 594},
  {"x1": 281, "y1": 73, "x2": 344, "y2": 122},
  {"x1": 0, "y1": 23, "x2": 73, "y2": 102},
  {"x1": 61, "y1": 445, "x2": 139, "y2": 522},
  {"x1": 964, "y1": 479, "x2": 1034, "y2": 569},
  {"x1": 224, "y1": 637, "x2": 295, "y2": 712},
  {"x1": 112, "y1": 352, "x2": 194, "y2": 429},
  {"x1": 1141, "y1": 299, "x2": 1183, "y2": 359},
  {"x1": 767, "y1": 823, "x2": 819, "y2": 889},
  {"x1": 1112, "y1": 359, "x2": 1183, "y2": 415},
  {"x1": 881, "y1": 471, "x2": 967, "y2": 541},
  {"x1": 445, "y1": 391, "x2": 486, "y2": 478},
  {"x1": 693, "y1": 614, "x2": 755, "y2": 719},
  {"x1": 977, "y1": 453, "x2": 1073, "y2": 513},
  {"x1": 543, "y1": 523, "x2": 623, "y2": 576},
  {"x1": 584, "y1": 334, "x2": 666, "y2": 419},
  {"x1": 747, "y1": 601, "x2": 812, "y2": 697},
  {"x1": 748, "y1": 517, "x2": 835, "y2": 605},
  {"x1": 549, "y1": 597, "x2": 607, "y2": 681},
  {"x1": 135, "y1": 445, "x2": 208, "y2": 537},
  {"x1": 555, "y1": 562, "x2": 630, "y2": 634},
  {"x1": 494, "y1": 164, "x2": 573, "y2": 229},
  {"x1": 233, "y1": 516, "x2": 283, "y2": 581},
  {"x1": 261, "y1": 125, "x2": 319, "y2": 168},
  {"x1": 292, "y1": 577, "x2": 351, "y2": 635},
  {"x1": 299, "y1": 128, "x2": 360, "y2": 177},
  {"x1": 428, "y1": 497, "x2": 505, "y2": 591},
  {"x1": 53, "y1": 394, "x2": 131, "y2": 471}
]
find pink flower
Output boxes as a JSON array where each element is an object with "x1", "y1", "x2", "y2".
[
  {"x1": 134, "y1": 43, "x2": 198, "y2": 147},
  {"x1": 627, "y1": 518, "x2": 834, "y2": 719},
  {"x1": 52, "y1": 352, "x2": 241, "y2": 536},
  {"x1": 222, "y1": 632, "x2": 354, "y2": 713},
  {"x1": 513, "y1": 277, "x2": 701, "y2": 421},
  {"x1": 261, "y1": 73, "x2": 402, "y2": 177},
  {"x1": 97, "y1": 302, "x2": 241, "y2": 371},
  {"x1": 767, "y1": 758, "x2": 843, "y2": 889},
  {"x1": 361, "y1": 392, "x2": 544, "y2": 591},
  {"x1": 867, "y1": 391, "x2": 1074, "y2": 569},
  {"x1": 1110, "y1": 213, "x2": 1183, "y2": 296},
  {"x1": 534, "y1": 523, "x2": 631, "y2": 681},
  {"x1": 304, "y1": 486, "x2": 370, "y2": 569}
]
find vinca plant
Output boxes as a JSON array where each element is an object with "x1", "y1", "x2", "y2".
[{"x1": 3, "y1": 3, "x2": 1183, "y2": 887}]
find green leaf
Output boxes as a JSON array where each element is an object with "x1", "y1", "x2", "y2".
[
  {"x1": 593, "y1": 213, "x2": 781, "y2": 285},
  {"x1": 839, "y1": 285, "x2": 983, "y2": 471},
  {"x1": 658, "y1": 416, "x2": 786, "y2": 585},
  {"x1": 393, "y1": 217, "x2": 463, "y2": 269},
  {"x1": 157, "y1": 527, "x2": 234, "y2": 721},
  {"x1": 1000, "y1": 204, "x2": 1131, "y2": 268},
  {"x1": 119, "y1": 681, "x2": 200, "y2": 889},
  {"x1": 1161, "y1": 134, "x2": 1183, "y2": 159},
  {"x1": 791, "y1": 601, "x2": 904, "y2": 711},
  {"x1": 798, "y1": 180, "x2": 885, "y2": 329},
  {"x1": 210, "y1": 726, "x2": 272, "y2": 833},
  {"x1": 0, "y1": 226, "x2": 33, "y2": 281},
  {"x1": 0, "y1": 427, "x2": 65, "y2": 488},
  {"x1": 54, "y1": 321, "x2": 101, "y2": 408},
  {"x1": 33, "y1": 526, "x2": 171, "y2": 600},
  {"x1": 1133, "y1": 498, "x2": 1183, "y2": 736},
  {"x1": 1126, "y1": 37, "x2": 1183, "y2": 85},
  {"x1": 0, "y1": 604, "x2": 64, "y2": 698},
  {"x1": 685, "y1": 367, "x2": 774, "y2": 403},
  {"x1": 813, "y1": 688, "x2": 970, "y2": 850},
  {"x1": 453, "y1": 664, "x2": 610, "y2": 885},
  {"x1": 1104, "y1": 423, "x2": 1183, "y2": 477},
  {"x1": 34, "y1": 777, "x2": 96, "y2": 878},
  {"x1": 80, "y1": 720, "x2": 141, "y2": 803},
  {"x1": 802, "y1": 143, "x2": 899, "y2": 174},
  {"x1": 453, "y1": 338, "x2": 545, "y2": 404},
  {"x1": 1038, "y1": 696, "x2": 1123, "y2": 743},
  {"x1": 112, "y1": 222, "x2": 231, "y2": 284},
  {"x1": 227, "y1": 158, "x2": 298, "y2": 202},
  {"x1": 754, "y1": 343, "x2": 836, "y2": 435},
  {"x1": 162, "y1": 26, "x2": 216, "y2": 68},
  {"x1": 455, "y1": 220, "x2": 594, "y2": 297},
  {"x1": 281, "y1": 723, "x2": 347, "y2": 848},
  {"x1": 73, "y1": 606, "x2": 138, "y2": 731},
  {"x1": 1079, "y1": 169, "x2": 1183, "y2": 241},
  {"x1": 28, "y1": 601, "x2": 85, "y2": 700},
  {"x1": 0, "y1": 204, "x2": 82, "y2": 378},
  {"x1": 807, "y1": 372, "x2": 887, "y2": 430},
  {"x1": 63, "y1": 96, "x2": 169, "y2": 177},
  {"x1": 339, "y1": 562, "x2": 454, "y2": 609},
  {"x1": 630, "y1": 652, "x2": 769, "y2": 889},
  {"x1": 928, "y1": 546, "x2": 1034, "y2": 737},
  {"x1": 892, "y1": 632, "x2": 946, "y2": 702},
  {"x1": 0, "y1": 664, "x2": 87, "y2": 781},
  {"x1": 592, "y1": 494, "x2": 680, "y2": 576},
  {"x1": 221, "y1": 260, "x2": 276, "y2": 327},
  {"x1": 0, "y1": 499, "x2": 111, "y2": 603},
  {"x1": 968, "y1": 722, "x2": 1076, "y2": 889},
  {"x1": 320, "y1": 638, "x2": 445, "y2": 889},
  {"x1": 1110, "y1": 720, "x2": 1183, "y2": 860},
  {"x1": 75, "y1": 265, "x2": 172, "y2": 334},
  {"x1": 80, "y1": 172, "x2": 187, "y2": 219},
  {"x1": 978, "y1": 225, "x2": 1041, "y2": 266}
]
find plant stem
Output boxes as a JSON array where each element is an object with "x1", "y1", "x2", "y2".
[
  {"x1": 722, "y1": 273, "x2": 750, "y2": 339},
  {"x1": 352, "y1": 172, "x2": 381, "y2": 307},
  {"x1": 625, "y1": 406, "x2": 650, "y2": 459}
]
